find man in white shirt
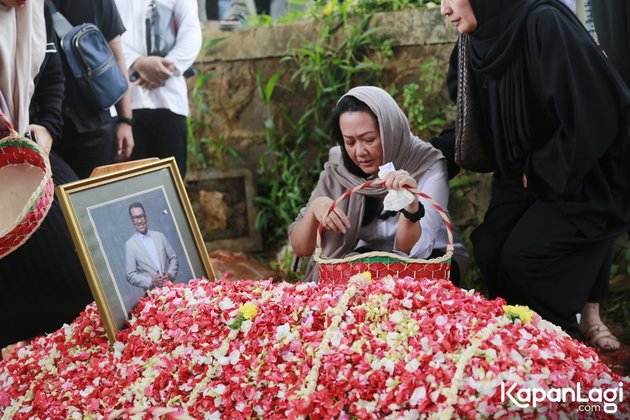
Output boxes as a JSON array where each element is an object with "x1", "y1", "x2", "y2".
[
  {"x1": 125, "y1": 202, "x2": 179, "y2": 290},
  {"x1": 114, "y1": 0, "x2": 202, "y2": 178}
]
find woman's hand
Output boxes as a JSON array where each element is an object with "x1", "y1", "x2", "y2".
[
  {"x1": 381, "y1": 169, "x2": 417, "y2": 191},
  {"x1": 381, "y1": 170, "x2": 420, "y2": 213},
  {"x1": 289, "y1": 196, "x2": 349, "y2": 257},
  {"x1": 26, "y1": 124, "x2": 52, "y2": 155},
  {"x1": 310, "y1": 196, "x2": 351, "y2": 234}
]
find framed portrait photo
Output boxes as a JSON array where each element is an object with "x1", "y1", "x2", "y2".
[{"x1": 56, "y1": 158, "x2": 215, "y2": 342}]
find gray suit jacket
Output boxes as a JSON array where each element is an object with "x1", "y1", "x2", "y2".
[{"x1": 125, "y1": 230, "x2": 179, "y2": 290}]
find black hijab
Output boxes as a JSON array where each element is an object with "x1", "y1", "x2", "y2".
[{"x1": 468, "y1": 0, "x2": 580, "y2": 76}]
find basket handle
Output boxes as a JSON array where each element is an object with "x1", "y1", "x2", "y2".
[
  {"x1": 314, "y1": 179, "x2": 454, "y2": 259},
  {"x1": 0, "y1": 109, "x2": 17, "y2": 139}
]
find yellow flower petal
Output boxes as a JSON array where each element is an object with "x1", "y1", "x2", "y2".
[
  {"x1": 238, "y1": 303, "x2": 258, "y2": 320},
  {"x1": 502, "y1": 304, "x2": 533, "y2": 325}
]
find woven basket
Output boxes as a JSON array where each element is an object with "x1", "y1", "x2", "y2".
[
  {"x1": 314, "y1": 180, "x2": 454, "y2": 286},
  {"x1": 0, "y1": 128, "x2": 54, "y2": 259}
]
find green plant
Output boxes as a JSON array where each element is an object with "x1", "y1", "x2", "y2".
[
  {"x1": 187, "y1": 37, "x2": 242, "y2": 170},
  {"x1": 254, "y1": 5, "x2": 393, "y2": 247},
  {"x1": 186, "y1": 68, "x2": 216, "y2": 170},
  {"x1": 248, "y1": 0, "x2": 308, "y2": 27},
  {"x1": 602, "y1": 235, "x2": 630, "y2": 341},
  {"x1": 206, "y1": 134, "x2": 243, "y2": 168},
  {"x1": 255, "y1": 70, "x2": 301, "y2": 238},
  {"x1": 397, "y1": 59, "x2": 448, "y2": 138},
  {"x1": 350, "y1": 0, "x2": 439, "y2": 15},
  {"x1": 602, "y1": 290, "x2": 630, "y2": 343},
  {"x1": 249, "y1": 0, "x2": 438, "y2": 28},
  {"x1": 610, "y1": 236, "x2": 630, "y2": 276}
]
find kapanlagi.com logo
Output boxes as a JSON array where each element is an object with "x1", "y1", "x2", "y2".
[{"x1": 501, "y1": 382, "x2": 625, "y2": 414}]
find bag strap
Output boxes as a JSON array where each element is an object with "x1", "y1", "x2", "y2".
[
  {"x1": 145, "y1": 0, "x2": 159, "y2": 56},
  {"x1": 45, "y1": 0, "x2": 74, "y2": 39}
]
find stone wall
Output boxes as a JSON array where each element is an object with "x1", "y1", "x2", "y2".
[{"x1": 192, "y1": 7, "x2": 457, "y2": 169}]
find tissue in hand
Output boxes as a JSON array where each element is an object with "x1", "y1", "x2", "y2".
[{"x1": 378, "y1": 162, "x2": 416, "y2": 212}]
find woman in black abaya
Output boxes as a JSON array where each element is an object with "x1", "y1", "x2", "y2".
[{"x1": 440, "y1": 0, "x2": 630, "y2": 346}]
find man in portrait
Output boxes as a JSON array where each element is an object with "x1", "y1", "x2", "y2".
[{"x1": 125, "y1": 202, "x2": 179, "y2": 290}]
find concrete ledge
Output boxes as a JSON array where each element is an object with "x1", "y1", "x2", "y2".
[{"x1": 198, "y1": 8, "x2": 457, "y2": 63}]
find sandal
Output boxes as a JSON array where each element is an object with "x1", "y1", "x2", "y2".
[
  {"x1": 219, "y1": 13, "x2": 249, "y2": 31},
  {"x1": 583, "y1": 323, "x2": 621, "y2": 352}
]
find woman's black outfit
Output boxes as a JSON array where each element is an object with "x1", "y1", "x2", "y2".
[
  {"x1": 590, "y1": 0, "x2": 630, "y2": 87},
  {"x1": 0, "y1": 4, "x2": 92, "y2": 348},
  {"x1": 457, "y1": 0, "x2": 630, "y2": 339}
]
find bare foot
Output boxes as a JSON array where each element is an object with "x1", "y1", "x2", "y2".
[{"x1": 579, "y1": 302, "x2": 621, "y2": 351}]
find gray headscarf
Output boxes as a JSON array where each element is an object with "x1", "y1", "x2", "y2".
[{"x1": 289, "y1": 86, "x2": 445, "y2": 282}]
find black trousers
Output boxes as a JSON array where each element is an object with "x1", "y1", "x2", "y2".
[
  {"x1": 472, "y1": 174, "x2": 613, "y2": 339},
  {"x1": 0, "y1": 152, "x2": 93, "y2": 347},
  {"x1": 131, "y1": 109, "x2": 187, "y2": 179},
  {"x1": 54, "y1": 118, "x2": 115, "y2": 179},
  {"x1": 206, "y1": 0, "x2": 219, "y2": 19}
]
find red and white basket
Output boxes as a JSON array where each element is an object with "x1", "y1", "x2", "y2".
[
  {"x1": 314, "y1": 179, "x2": 454, "y2": 286},
  {"x1": 0, "y1": 118, "x2": 54, "y2": 258}
]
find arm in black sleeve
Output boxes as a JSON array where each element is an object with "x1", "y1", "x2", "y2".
[
  {"x1": 526, "y1": 7, "x2": 628, "y2": 198},
  {"x1": 429, "y1": 127, "x2": 459, "y2": 180},
  {"x1": 446, "y1": 43, "x2": 458, "y2": 103},
  {"x1": 29, "y1": 6, "x2": 65, "y2": 142},
  {"x1": 100, "y1": 0, "x2": 126, "y2": 41}
]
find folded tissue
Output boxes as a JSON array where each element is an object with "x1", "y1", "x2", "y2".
[{"x1": 378, "y1": 162, "x2": 417, "y2": 212}]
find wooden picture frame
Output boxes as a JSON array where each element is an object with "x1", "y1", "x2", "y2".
[{"x1": 56, "y1": 158, "x2": 215, "y2": 342}]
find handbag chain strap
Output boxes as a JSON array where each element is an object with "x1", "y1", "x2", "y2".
[{"x1": 456, "y1": 34, "x2": 471, "y2": 140}]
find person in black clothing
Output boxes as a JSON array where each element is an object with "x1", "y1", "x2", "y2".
[
  {"x1": 51, "y1": 0, "x2": 134, "y2": 178},
  {"x1": 440, "y1": 0, "x2": 630, "y2": 344},
  {"x1": 590, "y1": 0, "x2": 630, "y2": 87},
  {"x1": 0, "y1": 0, "x2": 93, "y2": 350},
  {"x1": 26, "y1": 6, "x2": 63, "y2": 157},
  {"x1": 585, "y1": 0, "x2": 630, "y2": 350}
]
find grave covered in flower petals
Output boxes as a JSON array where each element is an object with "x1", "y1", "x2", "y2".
[{"x1": 1, "y1": 274, "x2": 628, "y2": 418}]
